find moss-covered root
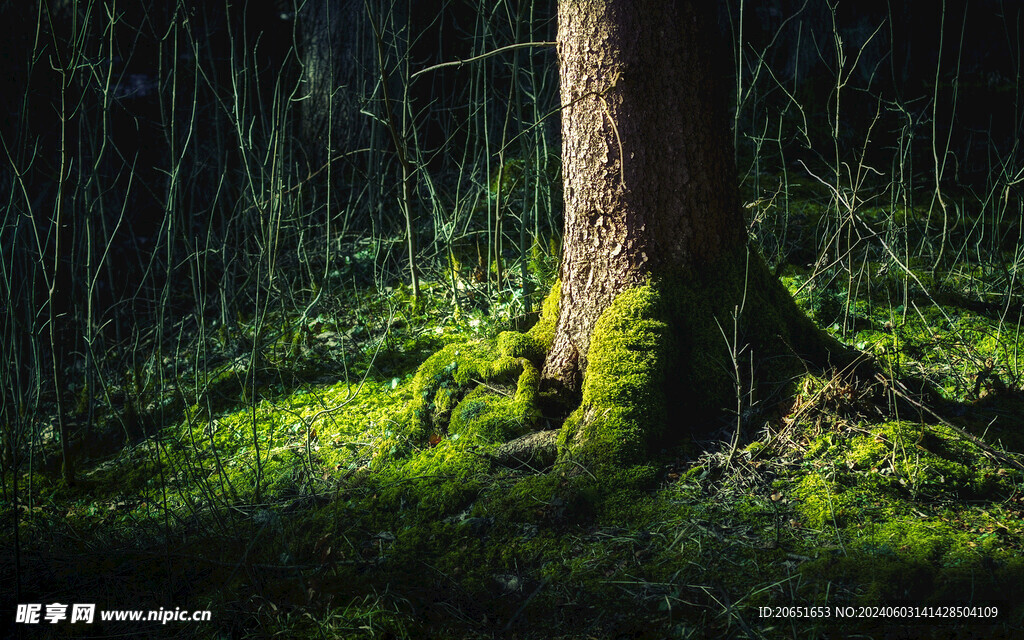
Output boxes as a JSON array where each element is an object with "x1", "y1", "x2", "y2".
[
  {"x1": 405, "y1": 319, "x2": 550, "y2": 446},
  {"x1": 526, "y1": 278, "x2": 560, "y2": 353},
  {"x1": 666, "y1": 248, "x2": 865, "y2": 420},
  {"x1": 554, "y1": 249, "x2": 862, "y2": 471},
  {"x1": 558, "y1": 285, "x2": 673, "y2": 468}
]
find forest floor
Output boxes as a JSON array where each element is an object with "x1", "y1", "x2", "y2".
[{"x1": 4, "y1": 181, "x2": 1024, "y2": 639}]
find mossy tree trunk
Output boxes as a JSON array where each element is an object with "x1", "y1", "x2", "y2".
[
  {"x1": 544, "y1": 0, "x2": 850, "y2": 465},
  {"x1": 544, "y1": 0, "x2": 743, "y2": 395}
]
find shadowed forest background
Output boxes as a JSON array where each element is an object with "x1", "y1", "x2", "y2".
[{"x1": 3, "y1": 1, "x2": 1024, "y2": 638}]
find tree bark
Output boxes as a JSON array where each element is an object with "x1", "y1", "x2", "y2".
[
  {"x1": 297, "y1": 0, "x2": 363, "y2": 175},
  {"x1": 543, "y1": 0, "x2": 743, "y2": 396}
]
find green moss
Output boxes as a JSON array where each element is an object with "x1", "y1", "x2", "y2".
[
  {"x1": 448, "y1": 368, "x2": 539, "y2": 442},
  {"x1": 744, "y1": 440, "x2": 765, "y2": 456},
  {"x1": 401, "y1": 315, "x2": 549, "y2": 448},
  {"x1": 526, "y1": 279, "x2": 560, "y2": 352},
  {"x1": 496, "y1": 330, "x2": 545, "y2": 364},
  {"x1": 489, "y1": 472, "x2": 565, "y2": 522},
  {"x1": 839, "y1": 420, "x2": 1011, "y2": 498},
  {"x1": 792, "y1": 416, "x2": 1021, "y2": 532},
  {"x1": 559, "y1": 285, "x2": 672, "y2": 467},
  {"x1": 373, "y1": 438, "x2": 492, "y2": 516},
  {"x1": 590, "y1": 464, "x2": 659, "y2": 519},
  {"x1": 407, "y1": 341, "x2": 497, "y2": 436},
  {"x1": 792, "y1": 472, "x2": 840, "y2": 529}
]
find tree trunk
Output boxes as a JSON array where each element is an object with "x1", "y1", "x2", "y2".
[
  {"x1": 297, "y1": 0, "x2": 363, "y2": 175},
  {"x1": 543, "y1": 0, "x2": 850, "y2": 465},
  {"x1": 543, "y1": 0, "x2": 743, "y2": 395}
]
